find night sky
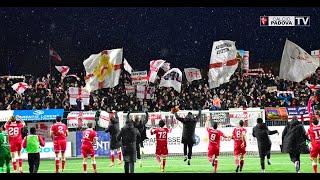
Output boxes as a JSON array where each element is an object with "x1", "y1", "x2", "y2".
[{"x1": 0, "y1": 7, "x2": 319, "y2": 76}]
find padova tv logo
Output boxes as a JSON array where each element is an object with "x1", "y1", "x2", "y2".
[{"x1": 260, "y1": 16, "x2": 310, "y2": 27}]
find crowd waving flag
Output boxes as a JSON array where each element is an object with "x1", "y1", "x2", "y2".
[
  {"x1": 148, "y1": 59, "x2": 166, "y2": 83},
  {"x1": 136, "y1": 85, "x2": 155, "y2": 99},
  {"x1": 55, "y1": 66, "x2": 70, "y2": 77},
  {"x1": 123, "y1": 58, "x2": 133, "y2": 74},
  {"x1": 83, "y1": 48, "x2": 123, "y2": 92},
  {"x1": 159, "y1": 68, "x2": 182, "y2": 92},
  {"x1": 49, "y1": 45, "x2": 62, "y2": 62},
  {"x1": 69, "y1": 87, "x2": 90, "y2": 106},
  {"x1": 11, "y1": 82, "x2": 29, "y2": 94},
  {"x1": 208, "y1": 40, "x2": 238, "y2": 89},
  {"x1": 279, "y1": 39, "x2": 319, "y2": 82},
  {"x1": 184, "y1": 68, "x2": 202, "y2": 82}
]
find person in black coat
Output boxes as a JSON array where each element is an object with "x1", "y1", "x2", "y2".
[
  {"x1": 131, "y1": 110, "x2": 148, "y2": 167},
  {"x1": 116, "y1": 119, "x2": 141, "y2": 173},
  {"x1": 105, "y1": 111, "x2": 122, "y2": 167},
  {"x1": 282, "y1": 116, "x2": 309, "y2": 173},
  {"x1": 252, "y1": 118, "x2": 279, "y2": 173},
  {"x1": 174, "y1": 108, "x2": 201, "y2": 165}
]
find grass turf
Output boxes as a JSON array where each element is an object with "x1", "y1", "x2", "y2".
[{"x1": 9, "y1": 153, "x2": 316, "y2": 173}]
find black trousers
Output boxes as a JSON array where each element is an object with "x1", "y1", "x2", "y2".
[
  {"x1": 136, "y1": 142, "x2": 143, "y2": 159},
  {"x1": 28, "y1": 153, "x2": 40, "y2": 173},
  {"x1": 289, "y1": 152, "x2": 301, "y2": 163},
  {"x1": 184, "y1": 143, "x2": 193, "y2": 159},
  {"x1": 124, "y1": 162, "x2": 135, "y2": 173}
]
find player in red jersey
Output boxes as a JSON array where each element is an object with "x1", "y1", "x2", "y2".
[
  {"x1": 50, "y1": 116, "x2": 69, "y2": 173},
  {"x1": 205, "y1": 119, "x2": 228, "y2": 173},
  {"x1": 81, "y1": 123, "x2": 98, "y2": 173},
  {"x1": 307, "y1": 117, "x2": 320, "y2": 173},
  {"x1": 4, "y1": 116, "x2": 25, "y2": 173},
  {"x1": 232, "y1": 120, "x2": 247, "y2": 173},
  {"x1": 150, "y1": 120, "x2": 171, "y2": 172}
]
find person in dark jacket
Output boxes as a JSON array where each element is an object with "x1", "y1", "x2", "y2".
[
  {"x1": 252, "y1": 118, "x2": 279, "y2": 173},
  {"x1": 282, "y1": 116, "x2": 308, "y2": 173},
  {"x1": 174, "y1": 107, "x2": 201, "y2": 165},
  {"x1": 131, "y1": 110, "x2": 148, "y2": 167},
  {"x1": 105, "y1": 110, "x2": 122, "y2": 167},
  {"x1": 117, "y1": 118, "x2": 141, "y2": 173}
]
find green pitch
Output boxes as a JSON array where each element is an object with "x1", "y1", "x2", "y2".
[{"x1": 8, "y1": 153, "x2": 318, "y2": 173}]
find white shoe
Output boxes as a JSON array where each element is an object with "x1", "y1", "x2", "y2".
[{"x1": 261, "y1": 170, "x2": 265, "y2": 173}]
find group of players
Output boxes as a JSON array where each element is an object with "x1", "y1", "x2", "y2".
[{"x1": 1, "y1": 110, "x2": 320, "y2": 173}]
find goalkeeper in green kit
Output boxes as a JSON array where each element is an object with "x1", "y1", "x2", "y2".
[{"x1": 0, "y1": 125, "x2": 11, "y2": 173}]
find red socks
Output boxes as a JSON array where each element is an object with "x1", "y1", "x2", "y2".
[
  {"x1": 92, "y1": 163, "x2": 97, "y2": 173},
  {"x1": 12, "y1": 161, "x2": 17, "y2": 171},
  {"x1": 162, "y1": 159, "x2": 166, "y2": 170},
  {"x1": 18, "y1": 159, "x2": 22, "y2": 169},
  {"x1": 214, "y1": 160, "x2": 218, "y2": 173},
  {"x1": 83, "y1": 163, "x2": 87, "y2": 172},
  {"x1": 62, "y1": 160, "x2": 66, "y2": 170},
  {"x1": 111, "y1": 154, "x2": 115, "y2": 163},
  {"x1": 55, "y1": 160, "x2": 60, "y2": 173},
  {"x1": 313, "y1": 164, "x2": 318, "y2": 173},
  {"x1": 118, "y1": 152, "x2": 122, "y2": 161}
]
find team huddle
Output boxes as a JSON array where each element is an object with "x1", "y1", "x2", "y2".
[{"x1": 1, "y1": 109, "x2": 320, "y2": 173}]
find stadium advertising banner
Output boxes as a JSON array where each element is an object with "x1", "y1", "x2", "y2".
[
  {"x1": 0, "y1": 110, "x2": 13, "y2": 122},
  {"x1": 265, "y1": 107, "x2": 288, "y2": 121},
  {"x1": 13, "y1": 109, "x2": 64, "y2": 121},
  {"x1": 67, "y1": 111, "x2": 96, "y2": 128},
  {"x1": 20, "y1": 142, "x2": 72, "y2": 160},
  {"x1": 76, "y1": 131, "x2": 111, "y2": 157},
  {"x1": 228, "y1": 108, "x2": 264, "y2": 127}
]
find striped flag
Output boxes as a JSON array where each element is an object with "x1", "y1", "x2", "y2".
[{"x1": 286, "y1": 107, "x2": 310, "y2": 122}]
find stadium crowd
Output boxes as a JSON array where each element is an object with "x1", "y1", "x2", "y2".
[{"x1": 1, "y1": 67, "x2": 319, "y2": 112}]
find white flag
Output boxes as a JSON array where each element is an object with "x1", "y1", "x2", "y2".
[
  {"x1": 148, "y1": 60, "x2": 165, "y2": 83},
  {"x1": 136, "y1": 85, "x2": 155, "y2": 99},
  {"x1": 83, "y1": 49, "x2": 123, "y2": 92},
  {"x1": 279, "y1": 40, "x2": 319, "y2": 82},
  {"x1": 161, "y1": 62, "x2": 171, "y2": 72},
  {"x1": 208, "y1": 40, "x2": 238, "y2": 89},
  {"x1": 159, "y1": 68, "x2": 182, "y2": 92},
  {"x1": 69, "y1": 87, "x2": 90, "y2": 106},
  {"x1": 125, "y1": 84, "x2": 135, "y2": 95},
  {"x1": 123, "y1": 58, "x2": 133, "y2": 74},
  {"x1": 98, "y1": 111, "x2": 112, "y2": 128},
  {"x1": 184, "y1": 68, "x2": 202, "y2": 82},
  {"x1": 11, "y1": 82, "x2": 29, "y2": 94},
  {"x1": 67, "y1": 111, "x2": 96, "y2": 128},
  {"x1": 55, "y1": 66, "x2": 70, "y2": 76}
]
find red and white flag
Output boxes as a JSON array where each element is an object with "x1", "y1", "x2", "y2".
[
  {"x1": 55, "y1": 66, "x2": 70, "y2": 77},
  {"x1": 11, "y1": 82, "x2": 29, "y2": 94},
  {"x1": 159, "y1": 68, "x2": 182, "y2": 92},
  {"x1": 67, "y1": 111, "x2": 96, "y2": 128},
  {"x1": 83, "y1": 48, "x2": 123, "y2": 92},
  {"x1": 125, "y1": 84, "x2": 135, "y2": 95},
  {"x1": 311, "y1": 50, "x2": 320, "y2": 61},
  {"x1": 148, "y1": 59, "x2": 166, "y2": 83},
  {"x1": 123, "y1": 58, "x2": 133, "y2": 74},
  {"x1": 306, "y1": 82, "x2": 320, "y2": 91},
  {"x1": 184, "y1": 68, "x2": 202, "y2": 82},
  {"x1": 136, "y1": 85, "x2": 155, "y2": 99},
  {"x1": 49, "y1": 46, "x2": 62, "y2": 62},
  {"x1": 131, "y1": 71, "x2": 148, "y2": 85},
  {"x1": 69, "y1": 87, "x2": 90, "y2": 106},
  {"x1": 279, "y1": 40, "x2": 319, "y2": 82},
  {"x1": 208, "y1": 40, "x2": 238, "y2": 89},
  {"x1": 161, "y1": 62, "x2": 171, "y2": 72},
  {"x1": 98, "y1": 111, "x2": 114, "y2": 128}
]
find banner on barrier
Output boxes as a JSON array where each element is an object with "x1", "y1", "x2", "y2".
[
  {"x1": 21, "y1": 142, "x2": 71, "y2": 159},
  {"x1": 265, "y1": 107, "x2": 288, "y2": 120},
  {"x1": 76, "y1": 131, "x2": 111, "y2": 156},
  {"x1": 0, "y1": 110, "x2": 13, "y2": 122},
  {"x1": 13, "y1": 109, "x2": 64, "y2": 121},
  {"x1": 286, "y1": 106, "x2": 310, "y2": 121}
]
